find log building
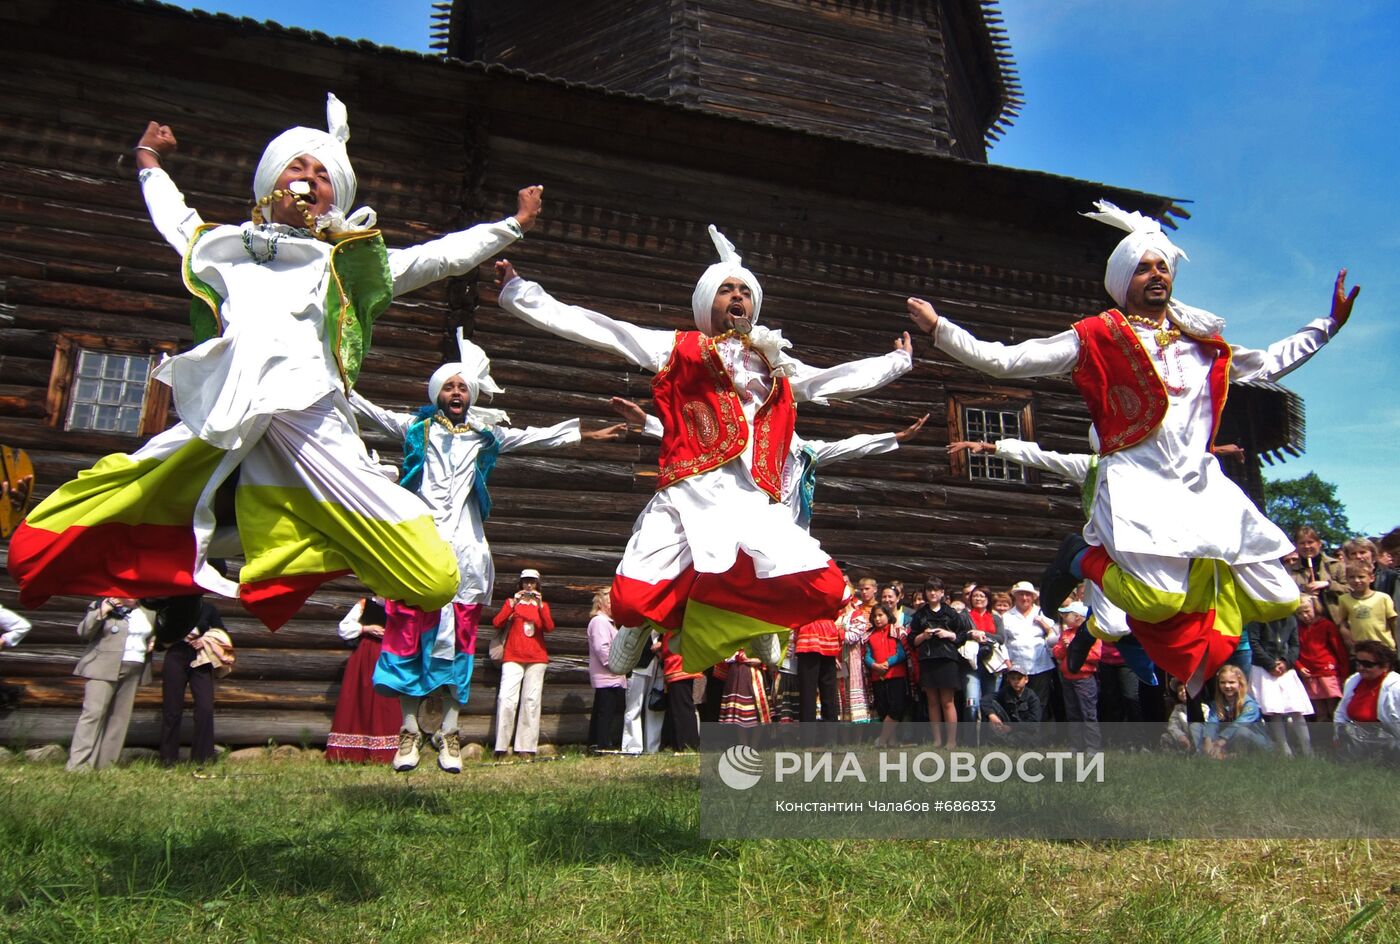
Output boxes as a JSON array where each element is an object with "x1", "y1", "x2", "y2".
[{"x1": 0, "y1": 0, "x2": 1302, "y2": 748}]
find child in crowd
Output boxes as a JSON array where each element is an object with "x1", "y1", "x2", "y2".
[
  {"x1": 983, "y1": 667, "x2": 1041, "y2": 745},
  {"x1": 864, "y1": 604, "x2": 908, "y2": 747},
  {"x1": 1295, "y1": 595, "x2": 1348, "y2": 721},
  {"x1": 1339, "y1": 561, "x2": 1397, "y2": 651},
  {"x1": 1196, "y1": 664, "x2": 1270, "y2": 759},
  {"x1": 1160, "y1": 677, "x2": 1192, "y2": 751},
  {"x1": 836, "y1": 583, "x2": 875, "y2": 727},
  {"x1": 1245, "y1": 613, "x2": 1314, "y2": 757}
]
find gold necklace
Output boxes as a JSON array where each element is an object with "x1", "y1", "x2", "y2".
[
  {"x1": 1124, "y1": 313, "x2": 1180, "y2": 349},
  {"x1": 250, "y1": 189, "x2": 323, "y2": 237},
  {"x1": 432, "y1": 413, "x2": 476, "y2": 434}
]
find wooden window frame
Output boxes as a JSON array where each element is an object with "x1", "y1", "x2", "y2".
[
  {"x1": 46, "y1": 334, "x2": 178, "y2": 438},
  {"x1": 945, "y1": 389, "x2": 1037, "y2": 486}
]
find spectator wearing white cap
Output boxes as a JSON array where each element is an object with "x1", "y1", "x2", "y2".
[
  {"x1": 1051, "y1": 601, "x2": 1101, "y2": 750},
  {"x1": 492, "y1": 569, "x2": 554, "y2": 757},
  {"x1": 999, "y1": 581, "x2": 1058, "y2": 720}
]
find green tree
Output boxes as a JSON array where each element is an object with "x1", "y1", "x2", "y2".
[{"x1": 1264, "y1": 472, "x2": 1352, "y2": 548}]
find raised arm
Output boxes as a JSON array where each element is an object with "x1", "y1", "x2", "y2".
[
  {"x1": 133, "y1": 122, "x2": 205, "y2": 254},
  {"x1": 497, "y1": 417, "x2": 625, "y2": 453},
  {"x1": 0, "y1": 604, "x2": 32, "y2": 649},
  {"x1": 1229, "y1": 270, "x2": 1357, "y2": 383},
  {"x1": 389, "y1": 186, "x2": 543, "y2": 297},
  {"x1": 496, "y1": 261, "x2": 679, "y2": 373},
  {"x1": 909, "y1": 297, "x2": 1080, "y2": 379},
  {"x1": 804, "y1": 430, "x2": 901, "y2": 466},
  {"x1": 949, "y1": 438, "x2": 1093, "y2": 485},
  {"x1": 347, "y1": 389, "x2": 415, "y2": 440},
  {"x1": 609, "y1": 397, "x2": 665, "y2": 440},
  {"x1": 788, "y1": 333, "x2": 914, "y2": 405}
]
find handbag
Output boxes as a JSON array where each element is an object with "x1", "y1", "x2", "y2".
[
  {"x1": 957, "y1": 639, "x2": 981, "y2": 668},
  {"x1": 647, "y1": 681, "x2": 667, "y2": 712},
  {"x1": 982, "y1": 641, "x2": 1009, "y2": 674}
]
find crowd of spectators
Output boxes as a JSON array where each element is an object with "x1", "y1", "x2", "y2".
[
  {"x1": 2, "y1": 525, "x2": 1398, "y2": 768},
  {"x1": 574, "y1": 524, "x2": 1400, "y2": 764}
]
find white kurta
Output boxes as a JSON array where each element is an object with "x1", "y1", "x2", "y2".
[
  {"x1": 781, "y1": 433, "x2": 899, "y2": 527},
  {"x1": 140, "y1": 167, "x2": 523, "y2": 451},
  {"x1": 641, "y1": 419, "x2": 899, "y2": 528},
  {"x1": 351, "y1": 393, "x2": 580, "y2": 604},
  {"x1": 500, "y1": 277, "x2": 913, "y2": 583},
  {"x1": 993, "y1": 438, "x2": 1128, "y2": 639},
  {"x1": 133, "y1": 168, "x2": 525, "y2": 599},
  {"x1": 934, "y1": 315, "x2": 1334, "y2": 567}
]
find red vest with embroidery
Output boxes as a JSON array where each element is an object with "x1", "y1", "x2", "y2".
[
  {"x1": 652, "y1": 330, "x2": 797, "y2": 501},
  {"x1": 1070, "y1": 309, "x2": 1231, "y2": 455}
]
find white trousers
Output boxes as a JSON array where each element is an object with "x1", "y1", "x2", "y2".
[
  {"x1": 495, "y1": 661, "x2": 546, "y2": 753},
  {"x1": 622, "y1": 668, "x2": 664, "y2": 754}
]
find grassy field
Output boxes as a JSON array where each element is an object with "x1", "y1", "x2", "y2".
[{"x1": 1, "y1": 752, "x2": 1396, "y2": 943}]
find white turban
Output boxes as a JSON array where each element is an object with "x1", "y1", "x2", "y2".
[
  {"x1": 428, "y1": 329, "x2": 509, "y2": 427},
  {"x1": 1082, "y1": 200, "x2": 1224, "y2": 337},
  {"x1": 252, "y1": 93, "x2": 370, "y2": 230},
  {"x1": 691, "y1": 225, "x2": 763, "y2": 334}
]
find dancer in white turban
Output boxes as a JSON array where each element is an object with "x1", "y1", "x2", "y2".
[
  {"x1": 495, "y1": 226, "x2": 915, "y2": 673},
  {"x1": 909, "y1": 200, "x2": 1359, "y2": 692},
  {"x1": 350, "y1": 332, "x2": 621, "y2": 772},
  {"x1": 11, "y1": 95, "x2": 543, "y2": 631}
]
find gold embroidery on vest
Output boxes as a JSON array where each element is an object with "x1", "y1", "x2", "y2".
[
  {"x1": 681, "y1": 401, "x2": 721, "y2": 448},
  {"x1": 1098, "y1": 311, "x2": 1167, "y2": 453}
]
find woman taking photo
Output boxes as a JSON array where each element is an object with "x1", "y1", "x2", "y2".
[{"x1": 492, "y1": 569, "x2": 554, "y2": 758}]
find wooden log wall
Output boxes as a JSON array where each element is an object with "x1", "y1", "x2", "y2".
[
  {"x1": 460, "y1": 0, "x2": 677, "y2": 99},
  {"x1": 457, "y1": 0, "x2": 1002, "y2": 160},
  {"x1": 0, "y1": 0, "x2": 1171, "y2": 747}
]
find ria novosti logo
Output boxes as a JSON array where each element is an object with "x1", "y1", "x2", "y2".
[{"x1": 716, "y1": 745, "x2": 764, "y2": 790}]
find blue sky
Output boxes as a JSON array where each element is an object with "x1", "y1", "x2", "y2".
[{"x1": 165, "y1": 0, "x2": 1397, "y2": 535}]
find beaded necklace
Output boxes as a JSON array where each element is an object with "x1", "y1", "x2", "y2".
[{"x1": 1125, "y1": 314, "x2": 1191, "y2": 395}]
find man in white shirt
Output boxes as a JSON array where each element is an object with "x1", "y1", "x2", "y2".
[{"x1": 908, "y1": 201, "x2": 1358, "y2": 692}]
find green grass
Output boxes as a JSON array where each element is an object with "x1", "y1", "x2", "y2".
[{"x1": 0, "y1": 753, "x2": 1396, "y2": 943}]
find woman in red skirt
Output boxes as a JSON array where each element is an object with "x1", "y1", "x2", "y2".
[{"x1": 326, "y1": 596, "x2": 403, "y2": 763}]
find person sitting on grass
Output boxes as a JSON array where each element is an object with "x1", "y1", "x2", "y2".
[
  {"x1": 1194, "y1": 664, "x2": 1271, "y2": 759},
  {"x1": 983, "y1": 666, "x2": 1042, "y2": 746},
  {"x1": 1334, "y1": 640, "x2": 1400, "y2": 763}
]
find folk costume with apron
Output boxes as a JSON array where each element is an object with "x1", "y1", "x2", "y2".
[
  {"x1": 500, "y1": 226, "x2": 912, "y2": 672},
  {"x1": 10, "y1": 95, "x2": 527, "y2": 628},
  {"x1": 352, "y1": 335, "x2": 580, "y2": 706},
  {"x1": 930, "y1": 201, "x2": 1335, "y2": 689}
]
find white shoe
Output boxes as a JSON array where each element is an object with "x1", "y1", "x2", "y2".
[
  {"x1": 608, "y1": 624, "x2": 650, "y2": 675},
  {"x1": 750, "y1": 631, "x2": 784, "y2": 669},
  {"x1": 392, "y1": 729, "x2": 422, "y2": 772},
  {"x1": 436, "y1": 731, "x2": 463, "y2": 774}
]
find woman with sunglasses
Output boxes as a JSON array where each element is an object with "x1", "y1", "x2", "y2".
[{"x1": 1335, "y1": 640, "x2": 1400, "y2": 762}]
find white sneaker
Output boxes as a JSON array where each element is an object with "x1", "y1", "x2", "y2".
[
  {"x1": 392, "y1": 729, "x2": 422, "y2": 772},
  {"x1": 436, "y1": 731, "x2": 463, "y2": 774},
  {"x1": 750, "y1": 632, "x2": 785, "y2": 669},
  {"x1": 608, "y1": 624, "x2": 650, "y2": 675}
]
